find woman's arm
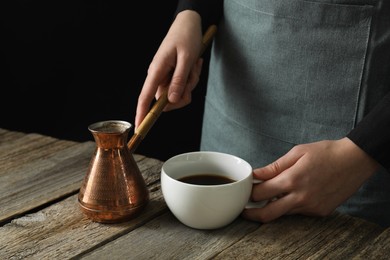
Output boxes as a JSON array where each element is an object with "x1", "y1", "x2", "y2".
[
  {"x1": 347, "y1": 91, "x2": 390, "y2": 171},
  {"x1": 174, "y1": 0, "x2": 224, "y2": 32}
]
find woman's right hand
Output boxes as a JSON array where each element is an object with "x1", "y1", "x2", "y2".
[{"x1": 135, "y1": 10, "x2": 204, "y2": 129}]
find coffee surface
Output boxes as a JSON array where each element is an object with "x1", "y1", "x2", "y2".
[{"x1": 178, "y1": 174, "x2": 235, "y2": 185}]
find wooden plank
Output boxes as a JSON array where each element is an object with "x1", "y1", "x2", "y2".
[
  {"x1": 0, "y1": 129, "x2": 163, "y2": 224},
  {"x1": 305, "y1": 216, "x2": 384, "y2": 259},
  {"x1": 0, "y1": 140, "x2": 94, "y2": 223},
  {"x1": 0, "y1": 130, "x2": 79, "y2": 174},
  {"x1": 1, "y1": 128, "x2": 387, "y2": 259},
  {"x1": 134, "y1": 153, "x2": 166, "y2": 186},
  {"x1": 0, "y1": 128, "x2": 26, "y2": 143},
  {"x1": 211, "y1": 213, "x2": 383, "y2": 259},
  {"x1": 354, "y1": 228, "x2": 390, "y2": 259},
  {"x1": 79, "y1": 213, "x2": 261, "y2": 260},
  {"x1": 0, "y1": 159, "x2": 165, "y2": 259}
]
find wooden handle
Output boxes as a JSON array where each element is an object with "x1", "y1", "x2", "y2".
[
  {"x1": 200, "y1": 24, "x2": 217, "y2": 56},
  {"x1": 128, "y1": 24, "x2": 217, "y2": 152}
]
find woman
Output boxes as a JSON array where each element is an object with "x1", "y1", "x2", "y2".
[{"x1": 135, "y1": 0, "x2": 390, "y2": 227}]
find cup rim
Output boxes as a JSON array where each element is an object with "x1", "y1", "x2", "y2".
[{"x1": 161, "y1": 151, "x2": 253, "y2": 187}]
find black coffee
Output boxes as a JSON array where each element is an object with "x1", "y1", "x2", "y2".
[{"x1": 178, "y1": 174, "x2": 235, "y2": 185}]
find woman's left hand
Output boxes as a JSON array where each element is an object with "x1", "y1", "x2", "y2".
[{"x1": 242, "y1": 137, "x2": 379, "y2": 223}]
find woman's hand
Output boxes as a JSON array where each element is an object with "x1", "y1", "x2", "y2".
[
  {"x1": 242, "y1": 137, "x2": 379, "y2": 223},
  {"x1": 135, "y1": 10, "x2": 204, "y2": 129}
]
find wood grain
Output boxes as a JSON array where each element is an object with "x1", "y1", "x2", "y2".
[
  {"x1": 1, "y1": 128, "x2": 389, "y2": 259},
  {"x1": 354, "y1": 228, "x2": 390, "y2": 259},
  {"x1": 0, "y1": 182, "x2": 166, "y2": 259},
  {"x1": 0, "y1": 128, "x2": 165, "y2": 259},
  {"x1": 0, "y1": 128, "x2": 162, "y2": 224},
  {"x1": 80, "y1": 213, "x2": 260, "y2": 260},
  {"x1": 212, "y1": 213, "x2": 383, "y2": 259}
]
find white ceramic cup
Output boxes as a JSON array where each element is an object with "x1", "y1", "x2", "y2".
[{"x1": 161, "y1": 151, "x2": 253, "y2": 230}]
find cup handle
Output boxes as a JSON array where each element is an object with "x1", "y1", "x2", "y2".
[
  {"x1": 245, "y1": 178, "x2": 278, "y2": 209},
  {"x1": 253, "y1": 179, "x2": 263, "y2": 184},
  {"x1": 245, "y1": 200, "x2": 268, "y2": 209}
]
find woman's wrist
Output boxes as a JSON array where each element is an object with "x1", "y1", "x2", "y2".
[
  {"x1": 340, "y1": 137, "x2": 380, "y2": 175},
  {"x1": 175, "y1": 10, "x2": 202, "y2": 29}
]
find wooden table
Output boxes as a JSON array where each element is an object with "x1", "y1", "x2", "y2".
[{"x1": 1, "y1": 128, "x2": 389, "y2": 259}]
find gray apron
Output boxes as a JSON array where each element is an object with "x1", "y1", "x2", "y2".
[{"x1": 200, "y1": 0, "x2": 390, "y2": 226}]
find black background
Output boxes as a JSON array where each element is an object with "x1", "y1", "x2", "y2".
[{"x1": 1, "y1": 1, "x2": 209, "y2": 161}]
